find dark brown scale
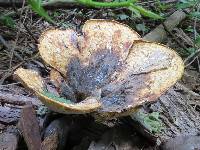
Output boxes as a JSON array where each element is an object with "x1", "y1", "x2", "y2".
[
  {"x1": 65, "y1": 49, "x2": 122, "y2": 102},
  {"x1": 100, "y1": 74, "x2": 150, "y2": 112}
]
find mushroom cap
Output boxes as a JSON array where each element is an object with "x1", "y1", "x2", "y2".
[{"x1": 14, "y1": 19, "x2": 184, "y2": 119}]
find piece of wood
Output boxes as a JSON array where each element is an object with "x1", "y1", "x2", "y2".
[
  {"x1": 0, "y1": 91, "x2": 43, "y2": 108},
  {"x1": 130, "y1": 85, "x2": 200, "y2": 143},
  {"x1": 160, "y1": 135, "x2": 200, "y2": 150},
  {"x1": 152, "y1": 86, "x2": 200, "y2": 140},
  {"x1": 18, "y1": 104, "x2": 41, "y2": 150},
  {"x1": 0, "y1": 105, "x2": 21, "y2": 124},
  {"x1": 0, "y1": 133, "x2": 19, "y2": 150},
  {"x1": 143, "y1": 9, "x2": 189, "y2": 43},
  {"x1": 40, "y1": 132, "x2": 58, "y2": 150}
]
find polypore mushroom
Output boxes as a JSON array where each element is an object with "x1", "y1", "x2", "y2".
[{"x1": 14, "y1": 19, "x2": 184, "y2": 120}]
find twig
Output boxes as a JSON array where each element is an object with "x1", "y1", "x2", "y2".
[
  {"x1": 0, "y1": 62, "x2": 23, "y2": 85},
  {"x1": 0, "y1": 35, "x2": 9, "y2": 48},
  {"x1": 184, "y1": 48, "x2": 200, "y2": 67},
  {"x1": 0, "y1": 52, "x2": 39, "y2": 85},
  {"x1": 9, "y1": 0, "x2": 26, "y2": 69},
  {"x1": 23, "y1": 23, "x2": 38, "y2": 43},
  {"x1": 193, "y1": 3, "x2": 200, "y2": 42},
  {"x1": 12, "y1": 2, "x2": 38, "y2": 43},
  {"x1": 143, "y1": 9, "x2": 190, "y2": 42},
  {"x1": 197, "y1": 57, "x2": 200, "y2": 72},
  {"x1": 162, "y1": 22, "x2": 188, "y2": 51},
  {"x1": 175, "y1": 83, "x2": 200, "y2": 97},
  {"x1": 0, "y1": 34, "x2": 23, "y2": 61}
]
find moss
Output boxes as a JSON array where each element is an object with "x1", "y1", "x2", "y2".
[{"x1": 42, "y1": 91, "x2": 74, "y2": 104}]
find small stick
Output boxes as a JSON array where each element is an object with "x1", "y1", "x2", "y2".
[
  {"x1": 162, "y1": 22, "x2": 188, "y2": 51},
  {"x1": 143, "y1": 9, "x2": 190, "y2": 43},
  {"x1": 184, "y1": 48, "x2": 200, "y2": 67}
]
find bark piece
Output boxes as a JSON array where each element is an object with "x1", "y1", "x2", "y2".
[
  {"x1": 18, "y1": 104, "x2": 41, "y2": 150},
  {"x1": 0, "y1": 92, "x2": 43, "y2": 107},
  {"x1": 160, "y1": 135, "x2": 200, "y2": 150},
  {"x1": 143, "y1": 9, "x2": 189, "y2": 43},
  {"x1": 0, "y1": 133, "x2": 19, "y2": 150},
  {"x1": 151, "y1": 86, "x2": 200, "y2": 140},
  {"x1": 0, "y1": 123, "x2": 5, "y2": 130},
  {"x1": 40, "y1": 132, "x2": 58, "y2": 150},
  {"x1": 0, "y1": 106, "x2": 21, "y2": 124},
  {"x1": 130, "y1": 85, "x2": 200, "y2": 142}
]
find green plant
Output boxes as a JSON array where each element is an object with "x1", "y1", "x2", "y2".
[
  {"x1": 176, "y1": 0, "x2": 200, "y2": 55},
  {"x1": 133, "y1": 111, "x2": 164, "y2": 134},
  {"x1": 176, "y1": 0, "x2": 199, "y2": 9},
  {"x1": 136, "y1": 23, "x2": 149, "y2": 33},
  {"x1": 195, "y1": 36, "x2": 200, "y2": 47},
  {"x1": 28, "y1": 0, "x2": 163, "y2": 24},
  {"x1": 28, "y1": 0, "x2": 55, "y2": 24},
  {"x1": 0, "y1": 14, "x2": 15, "y2": 28},
  {"x1": 155, "y1": 0, "x2": 172, "y2": 11},
  {"x1": 42, "y1": 90, "x2": 73, "y2": 104},
  {"x1": 176, "y1": 0, "x2": 200, "y2": 20},
  {"x1": 77, "y1": 0, "x2": 163, "y2": 19}
]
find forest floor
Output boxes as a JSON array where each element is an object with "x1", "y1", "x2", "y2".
[{"x1": 0, "y1": 0, "x2": 200, "y2": 150}]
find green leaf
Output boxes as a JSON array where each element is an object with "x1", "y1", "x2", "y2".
[
  {"x1": 195, "y1": 36, "x2": 200, "y2": 47},
  {"x1": 0, "y1": 15, "x2": 15, "y2": 28},
  {"x1": 189, "y1": 11, "x2": 200, "y2": 19},
  {"x1": 28, "y1": 0, "x2": 55, "y2": 24},
  {"x1": 130, "y1": 4, "x2": 164, "y2": 20},
  {"x1": 128, "y1": 6, "x2": 141, "y2": 18},
  {"x1": 143, "y1": 112, "x2": 163, "y2": 133},
  {"x1": 176, "y1": 0, "x2": 198, "y2": 9},
  {"x1": 117, "y1": 14, "x2": 130, "y2": 20},
  {"x1": 136, "y1": 23, "x2": 149, "y2": 32},
  {"x1": 185, "y1": 26, "x2": 194, "y2": 32},
  {"x1": 42, "y1": 91, "x2": 73, "y2": 104},
  {"x1": 186, "y1": 47, "x2": 196, "y2": 54},
  {"x1": 132, "y1": 111, "x2": 164, "y2": 134}
]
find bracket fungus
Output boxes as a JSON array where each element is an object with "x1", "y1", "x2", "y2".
[{"x1": 14, "y1": 19, "x2": 184, "y2": 119}]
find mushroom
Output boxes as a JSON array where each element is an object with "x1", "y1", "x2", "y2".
[{"x1": 14, "y1": 19, "x2": 184, "y2": 120}]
